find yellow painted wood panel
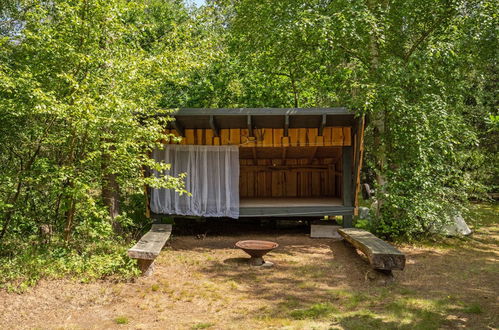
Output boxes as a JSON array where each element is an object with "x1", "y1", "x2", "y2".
[
  {"x1": 162, "y1": 127, "x2": 351, "y2": 146},
  {"x1": 298, "y1": 128, "x2": 307, "y2": 146},
  {"x1": 343, "y1": 127, "x2": 351, "y2": 146},
  {"x1": 255, "y1": 129, "x2": 264, "y2": 147},
  {"x1": 273, "y1": 129, "x2": 283, "y2": 147},
  {"x1": 205, "y1": 130, "x2": 213, "y2": 145},
  {"x1": 307, "y1": 128, "x2": 318, "y2": 146},
  {"x1": 323, "y1": 127, "x2": 333, "y2": 146},
  {"x1": 282, "y1": 136, "x2": 290, "y2": 147},
  {"x1": 316, "y1": 135, "x2": 324, "y2": 147},
  {"x1": 263, "y1": 129, "x2": 273, "y2": 147},
  {"x1": 184, "y1": 129, "x2": 195, "y2": 144},
  {"x1": 240, "y1": 129, "x2": 256, "y2": 147},
  {"x1": 289, "y1": 129, "x2": 300, "y2": 146},
  {"x1": 220, "y1": 129, "x2": 230, "y2": 145},
  {"x1": 196, "y1": 129, "x2": 204, "y2": 145},
  {"x1": 332, "y1": 127, "x2": 344, "y2": 146},
  {"x1": 230, "y1": 128, "x2": 241, "y2": 145}
]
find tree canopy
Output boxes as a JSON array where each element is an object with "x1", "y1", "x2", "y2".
[{"x1": 0, "y1": 0, "x2": 497, "y2": 286}]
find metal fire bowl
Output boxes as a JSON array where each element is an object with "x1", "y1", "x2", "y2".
[{"x1": 235, "y1": 240, "x2": 279, "y2": 258}]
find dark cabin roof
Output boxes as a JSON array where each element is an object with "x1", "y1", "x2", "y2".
[{"x1": 170, "y1": 108, "x2": 356, "y2": 130}]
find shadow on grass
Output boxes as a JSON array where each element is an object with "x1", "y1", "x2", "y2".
[{"x1": 174, "y1": 233, "x2": 497, "y2": 329}]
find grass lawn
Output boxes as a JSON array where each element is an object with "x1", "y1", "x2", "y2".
[{"x1": 0, "y1": 203, "x2": 497, "y2": 329}]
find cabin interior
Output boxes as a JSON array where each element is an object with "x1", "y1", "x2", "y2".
[{"x1": 151, "y1": 108, "x2": 364, "y2": 226}]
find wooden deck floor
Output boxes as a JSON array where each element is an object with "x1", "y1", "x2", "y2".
[
  {"x1": 239, "y1": 197, "x2": 352, "y2": 217},
  {"x1": 240, "y1": 197, "x2": 343, "y2": 208}
]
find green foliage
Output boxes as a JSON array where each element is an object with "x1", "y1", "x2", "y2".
[
  {"x1": 0, "y1": 0, "x2": 497, "y2": 291},
  {"x1": 0, "y1": 0, "x2": 199, "y2": 288},
  {"x1": 201, "y1": 0, "x2": 498, "y2": 240},
  {"x1": 0, "y1": 236, "x2": 140, "y2": 292}
]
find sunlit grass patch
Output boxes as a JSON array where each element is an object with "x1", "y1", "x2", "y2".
[
  {"x1": 191, "y1": 322, "x2": 215, "y2": 329},
  {"x1": 289, "y1": 302, "x2": 338, "y2": 320},
  {"x1": 330, "y1": 310, "x2": 390, "y2": 330},
  {"x1": 462, "y1": 303, "x2": 483, "y2": 314},
  {"x1": 468, "y1": 202, "x2": 499, "y2": 227},
  {"x1": 279, "y1": 296, "x2": 301, "y2": 309},
  {"x1": 384, "y1": 297, "x2": 451, "y2": 328},
  {"x1": 114, "y1": 316, "x2": 129, "y2": 325}
]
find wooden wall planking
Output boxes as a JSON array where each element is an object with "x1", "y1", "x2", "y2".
[
  {"x1": 161, "y1": 127, "x2": 348, "y2": 200},
  {"x1": 239, "y1": 158, "x2": 341, "y2": 198},
  {"x1": 163, "y1": 127, "x2": 352, "y2": 147}
]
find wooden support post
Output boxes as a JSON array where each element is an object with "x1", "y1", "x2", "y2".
[
  {"x1": 319, "y1": 114, "x2": 327, "y2": 136},
  {"x1": 342, "y1": 146, "x2": 353, "y2": 228},
  {"x1": 247, "y1": 115, "x2": 253, "y2": 137},
  {"x1": 284, "y1": 115, "x2": 289, "y2": 137},
  {"x1": 171, "y1": 119, "x2": 184, "y2": 137},
  {"x1": 209, "y1": 115, "x2": 219, "y2": 137}
]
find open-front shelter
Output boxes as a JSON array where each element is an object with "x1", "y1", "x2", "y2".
[{"x1": 148, "y1": 108, "x2": 365, "y2": 227}]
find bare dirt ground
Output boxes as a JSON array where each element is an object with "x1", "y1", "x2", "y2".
[{"x1": 1, "y1": 219, "x2": 498, "y2": 330}]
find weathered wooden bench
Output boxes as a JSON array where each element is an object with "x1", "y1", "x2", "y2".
[
  {"x1": 127, "y1": 224, "x2": 172, "y2": 276},
  {"x1": 338, "y1": 228, "x2": 405, "y2": 271}
]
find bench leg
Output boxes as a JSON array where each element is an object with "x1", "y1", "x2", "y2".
[
  {"x1": 342, "y1": 215, "x2": 353, "y2": 228},
  {"x1": 137, "y1": 259, "x2": 155, "y2": 276}
]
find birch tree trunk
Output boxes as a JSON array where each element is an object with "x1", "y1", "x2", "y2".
[{"x1": 367, "y1": 0, "x2": 388, "y2": 216}]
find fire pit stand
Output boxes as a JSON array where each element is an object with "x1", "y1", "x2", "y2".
[{"x1": 235, "y1": 240, "x2": 278, "y2": 266}]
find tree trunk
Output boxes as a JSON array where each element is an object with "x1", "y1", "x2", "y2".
[
  {"x1": 290, "y1": 74, "x2": 299, "y2": 108},
  {"x1": 101, "y1": 141, "x2": 122, "y2": 234},
  {"x1": 0, "y1": 179, "x2": 23, "y2": 241},
  {"x1": 367, "y1": 0, "x2": 388, "y2": 217},
  {"x1": 64, "y1": 197, "x2": 76, "y2": 241}
]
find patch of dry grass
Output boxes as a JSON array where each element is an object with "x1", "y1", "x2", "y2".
[{"x1": 0, "y1": 204, "x2": 498, "y2": 329}]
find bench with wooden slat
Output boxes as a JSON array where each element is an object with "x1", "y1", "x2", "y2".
[
  {"x1": 127, "y1": 224, "x2": 172, "y2": 276},
  {"x1": 338, "y1": 228, "x2": 405, "y2": 271}
]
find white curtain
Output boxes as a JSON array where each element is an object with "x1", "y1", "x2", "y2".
[{"x1": 150, "y1": 145, "x2": 240, "y2": 218}]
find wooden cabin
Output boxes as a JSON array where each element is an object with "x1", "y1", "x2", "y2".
[{"x1": 149, "y1": 108, "x2": 364, "y2": 227}]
